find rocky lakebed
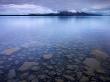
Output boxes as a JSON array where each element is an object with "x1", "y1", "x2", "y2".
[{"x1": 0, "y1": 41, "x2": 110, "y2": 82}]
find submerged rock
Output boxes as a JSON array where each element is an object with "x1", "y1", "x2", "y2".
[
  {"x1": 31, "y1": 66, "x2": 40, "y2": 71},
  {"x1": 0, "y1": 61, "x2": 4, "y2": 64},
  {"x1": 38, "y1": 75, "x2": 46, "y2": 80},
  {"x1": 7, "y1": 79, "x2": 16, "y2": 82},
  {"x1": 66, "y1": 65, "x2": 76, "y2": 70},
  {"x1": 80, "y1": 76, "x2": 89, "y2": 82},
  {"x1": 28, "y1": 74, "x2": 36, "y2": 80},
  {"x1": 32, "y1": 78, "x2": 38, "y2": 82},
  {"x1": 55, "y1": 79, "x2": 64, "y2": 82},
  {"x1": 46, "y1": 65, "x2": 53, "y2": 69},
  {"x1": 83, "y1": 58, "x2": 104, "y2": 74},
  {"x1": 19, "y1": 62, "x2": 39, "y2": 71},
  {"x1": 2, "y1": 48, "x2": 20, "y2": 55},
  {"x1": 43, "y1": 54, "x2": 53, "y2": 60},
  {"x1": 83, "y1": 58, "x2": 101, "y2": 70},
  {"x1": 0, "y1": 70, "x2": 4, "y2": 74},
  {"x1": 91, "y1": 49, "x2": 109, "y2": 61},
  {"x1": 21, "y1": 80, "x2": 27, "y2": 82},
  {"x1": 20, "y1": 72, "x2": 29, "y2": 79},
  {"x1": 8, "y1": 69, "x2": 16, "y2": 79},
  {"x1": 63, "y1": 75, "x2": 75, "y2": 80}
]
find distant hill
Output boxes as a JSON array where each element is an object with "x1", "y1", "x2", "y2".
[
  {"x1": 29, "y1": 11, "x2": 102, "y2": 16},
  {"x1": 0, "y1": 11, "x2": 102, "y2": 16}
]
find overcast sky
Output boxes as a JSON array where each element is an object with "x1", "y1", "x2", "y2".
[
  {"x1": 0, "y1": 0, "x2": 110, "y2": 14},
  {"x1": 0, "y1": 0, "x2": 110, "y2": 10}
]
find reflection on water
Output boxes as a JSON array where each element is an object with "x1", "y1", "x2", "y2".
[{"x1": 0, "y1": 16, "x2": 110, "y2": 82}]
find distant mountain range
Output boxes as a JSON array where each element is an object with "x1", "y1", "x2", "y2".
[
  {"x1": 28, "y1": 11, "x2": 102, "y2": 16},
  {"x1": 0, "y1": 11, "x2": 103, "y2": 16}
]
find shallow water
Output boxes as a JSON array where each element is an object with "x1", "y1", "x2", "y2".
[
  {"x1": 0, "y1": 16, "x2": 110, "y2": 51},
  {"x1": 0, "y1": 16, "x2": 110, "y2": 82}
]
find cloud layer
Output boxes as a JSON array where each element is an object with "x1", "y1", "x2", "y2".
[
  {"x1": 0, "y1": 0, "x2": 110, "y2": 10},
  {"x1": 0, "y1": 0, "x2": 110, "y2": 15},
  {"x1": 0, "y1": 4, "x2": 55, "y2": 15}
]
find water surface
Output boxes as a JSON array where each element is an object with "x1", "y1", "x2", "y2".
[{"x1": 0, "y1": 16, "x2": 110, "y2": 82}]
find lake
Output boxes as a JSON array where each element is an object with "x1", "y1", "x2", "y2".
[{"x1": 0, "y1": 16, "x2": 110, "y2": 82}]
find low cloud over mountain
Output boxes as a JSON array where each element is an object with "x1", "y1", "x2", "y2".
[
  {"x1": 0, "y1": 4, "x2": 56, "y2": 15},
  {"x1": 0, "y1": 3, "x2": 110, "y2": 15}
]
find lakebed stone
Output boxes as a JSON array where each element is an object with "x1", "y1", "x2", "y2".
[
  {"x1": 43, "y1": 54, "x2": 53, "y2": 60},
  {"x1": 83, "y1": 58, "x2": 102, "y2": 71},
  {"x1": 19, "y1": 62, "x2": 39, "y2": 71},
  {"x1": 20, "y1": 72, "x2": 29, "y2": 79},
  {"x1": 63, "y1": 75, "x2": 75, "y2": 80},
  {"x1": 28, "y1": 74, "x2": 36, "y2": 80},
  {"x1": 80, "y1": 76, "x2": 89, "y2": 82},
  {"x1": 2, "y1": 48, "x2": 20, "y2": 55},
  {"x1": 0, "y1": 61, "x2": 4, "y2": 64},
  {"x1": 38, "y1": 75, "x2": 46, "y2": 79},
  {"x1": 55, "y1": 79, "x2": 64, "y2": 82},
  {"x1": 21, "y1": 80, "x2": 27, "y2": 82},
  {"x1": 8, "y1": 69, "x2": 16, "y2": 79},
  {"x1": 83, "y1": 58, "x2": 105, "y2": 76},
  {"x1": 31, "y1": 65, "x2": 40, "y2": 71},
  {"x1": 66, "y1": 65, "x2": 76, "y2": 70},
  {"x1": 91, "y1": 49, "x2": 109, "y2": 61},
  {"x1": 31, "y1": 78, "x2": 38, "y2": 82}
]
